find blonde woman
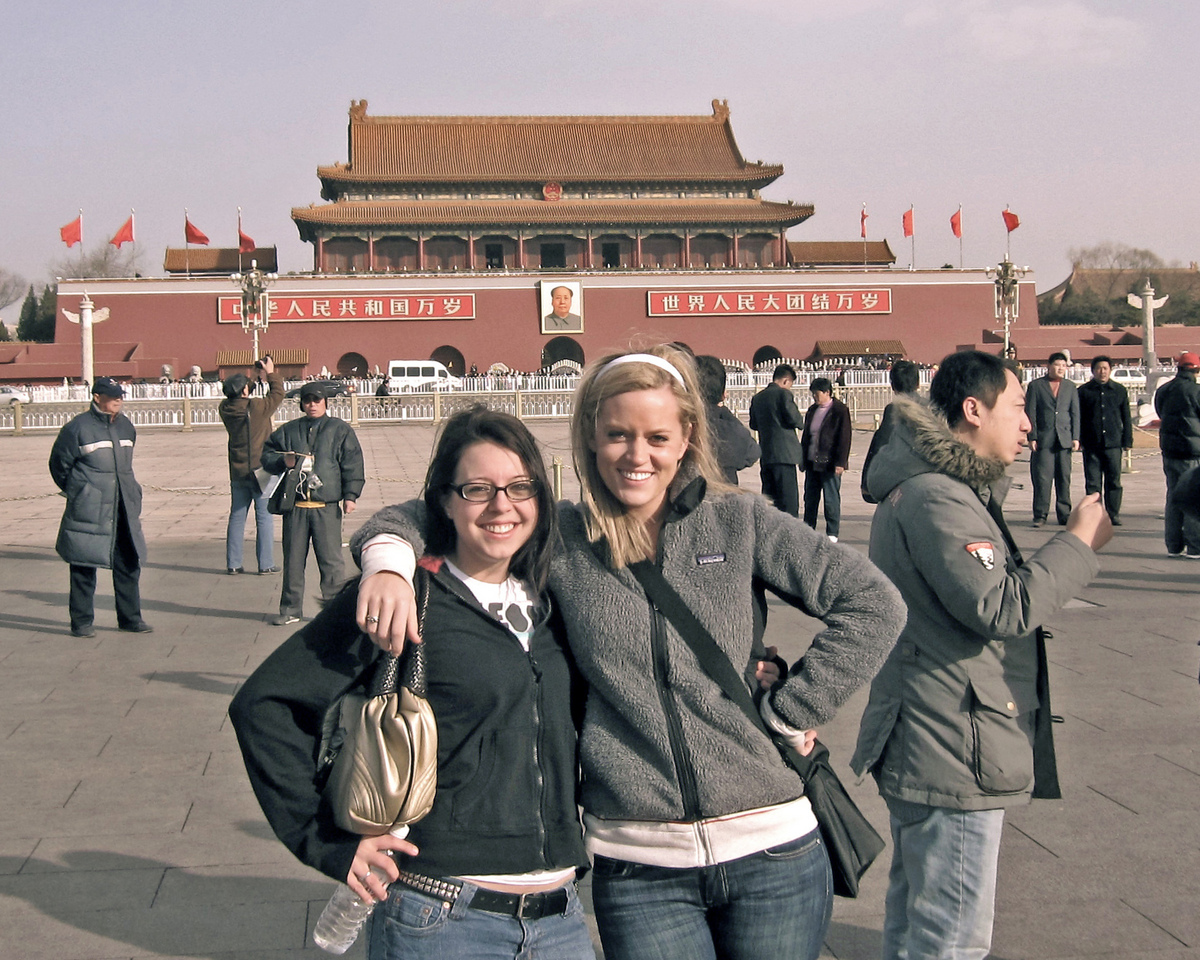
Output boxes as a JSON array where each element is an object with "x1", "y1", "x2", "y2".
[{"x1": 353, "y1": 346, "x2": 905, "y2": 960}]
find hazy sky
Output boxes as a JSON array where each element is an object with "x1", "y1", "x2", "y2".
[{"x1": 4, "y1": 0, "x2": 1197, "y2": 319}]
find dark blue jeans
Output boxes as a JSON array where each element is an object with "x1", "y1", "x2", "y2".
[
  {"x1": 591, "y1": 829, "x2": 832, "y2": 960},
  {"x1": 803, "y1": 468, "x2": 843, "y2": 538}
]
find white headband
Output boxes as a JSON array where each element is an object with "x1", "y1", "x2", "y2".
[{"x1": 597, "y1": 353, "x2": 687, "y2": 388}]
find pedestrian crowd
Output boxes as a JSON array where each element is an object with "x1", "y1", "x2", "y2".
[{"x1": 45, "y1": 343, "x2": 1196, "y2": 960}]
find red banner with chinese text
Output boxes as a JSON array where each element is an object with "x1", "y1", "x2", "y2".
[
  {"x1": 647, "y1": 289, "x2": 891, "y2": 317},
  {"x1": 218, "y1": 293, "x2": 477, "y2": 323}
]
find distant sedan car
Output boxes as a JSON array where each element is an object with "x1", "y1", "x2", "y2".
[
  {"x1": 0, "y1": 386, "x2": 31, "y2": 404},
  {"x1": 283, "y1": 379, "x2": 352, "y2": 399}
]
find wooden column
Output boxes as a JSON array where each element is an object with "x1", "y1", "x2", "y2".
[
  {"x1": 367, "y1": 237, "x2": 375, "y2": 273},
  {"x1": 316, "y1": 237, "x2": 325, "y2": 272},
  {"x1": 586, "y1": 232, "x2": 593, "y2": 269},
  {"x1": 684, "y1": 231, "x2": 692, "y2": 269},
  {"x1": 635, "y1": 232, "x2": 643, "y2": 269},
  {"x1": 418, "y1": 235, "x2": 426, "y2": 271},
  {"x1": 518, "y1": 234, "x2": 527, "y2": 269},
  {"x1": 468, "y1": 234, "x2": 476, "y2": 270},
  {"x1": 778, "y1": 230, "x2": 786, "y2": 267},
  {"x1": 732, "y1": 231, "x2": 740, "y2": 268}
]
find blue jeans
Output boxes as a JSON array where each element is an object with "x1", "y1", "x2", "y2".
[
  {"x1": 882, "y1": 798, "x2": 1005, "y2": 960},
  {"x1": 226, "y1": 476, "x2": 274, "y2": 571},
  {"x1": 803, "y1": 468, "x2": 842, "y2": 538},
  {"x1": 591, "y1": 829, "x2": 832, "y2": 960},
  {"x1": 366, "y1": 881, "x2": 595, "y2": 960}
]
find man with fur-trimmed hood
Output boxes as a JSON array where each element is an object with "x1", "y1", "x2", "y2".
[{"x1": 851, "y1": 351, "x2": 1110, "y2": 960}]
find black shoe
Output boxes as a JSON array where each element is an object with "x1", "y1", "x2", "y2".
[
  {"x1": 258, "y1": 566, "x2": 281, "y2": 575},
  {"x1": 70, "y1": 624, "x2": 96, "y2": 638},
  {"x1": 1031, "y1": 519, "x2": 1045, "y2": 528},
  {"x1": 1110, "y1": 516, "x2": 1123, "y2": 526},
  {"x1": 119, "y1": 621, "x2": 154, "y2": 633},
  {"x1": 227, "y1": 567, "x2": 244, "y2": 575}
]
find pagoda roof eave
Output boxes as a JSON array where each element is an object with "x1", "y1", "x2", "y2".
[
  {"x1": 315, "y1": 165, "x2": 786, "y2": 189},
  {"x1": 290, "y1": 199, "x2": 812, "y2": 236}
]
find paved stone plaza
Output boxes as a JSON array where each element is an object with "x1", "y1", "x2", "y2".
[{"x1": 0, "y1": 420, "x2": 1197, "y2": 959}]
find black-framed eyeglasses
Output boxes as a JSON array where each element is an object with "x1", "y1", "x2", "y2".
[{"x1": 450, "y1": 479, "x2": 540, "y2": 503}]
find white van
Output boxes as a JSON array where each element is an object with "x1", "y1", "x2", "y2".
[{"x1": 386, "y1": 360, "x2": 462, "y2": 393}]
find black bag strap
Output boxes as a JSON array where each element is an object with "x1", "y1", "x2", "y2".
[
  {"x1": 627, "y1": 560, "x2": 823, "y2": 780},
  {"x1": 628, "y1": 561, "x2": 787, "y2": 737}
]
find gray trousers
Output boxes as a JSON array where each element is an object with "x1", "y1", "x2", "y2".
[
  {"x1": 1030, "y1": 443, "x2": 1073, "y2": 524},
  {"x1": 279, "y1": 502, "x2": 344, "y2": 618}
]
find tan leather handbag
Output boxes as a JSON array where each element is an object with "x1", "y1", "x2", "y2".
[{"x1": 323, "y1": 569, "x2": 438, "y2": 835}]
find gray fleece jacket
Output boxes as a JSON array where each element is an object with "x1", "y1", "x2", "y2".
[
  {"x1": 352, "y1": 468, "x2": 905, "y2": 824},
  {"x1": 851, "y1": 397, "x2": 1100, "y2": 809}
]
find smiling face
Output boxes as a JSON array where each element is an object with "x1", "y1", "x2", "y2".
[
  {"x1": 442, "y1": 441, "x2": 539, "y2": 583},
  {"x1": 967, "y1": 370, "x2": 1031, "y2": 465},
  {"x1": 550, "y1": 286, "x2": 573, "y2": 318},
  {"x1": 590, "y1": 385, "x2": 691, "y2": 527},
  {"x1": 1048, "y1": 358, "x2": 1068, "y2": 381}
]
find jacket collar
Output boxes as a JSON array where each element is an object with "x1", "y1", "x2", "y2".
[{"x1": 889, "y1": 395, "x2": 1010, "y2": 497}]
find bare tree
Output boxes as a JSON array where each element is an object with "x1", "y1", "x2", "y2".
[
  {"x1": 49, "y1": 242, "x2": 142, "y2": 280},
  {"x1": 0, "y1": 268, "x2": 26, "y2": 311},
  {"x1": 1067, "y1": 242, "x2": 1172, "y2": 300}
]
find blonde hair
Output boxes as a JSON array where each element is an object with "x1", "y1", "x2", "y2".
[{"x1": 570, "y1": 344, "x2": 730, "y2": 567}]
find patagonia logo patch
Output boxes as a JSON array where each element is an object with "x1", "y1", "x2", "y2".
[
  {"x1": 965, "y1": 541, "x2": 995, "y2": 570},
  {"x1": 696, "y1": 553, "x2": 726, "y2": 566}
]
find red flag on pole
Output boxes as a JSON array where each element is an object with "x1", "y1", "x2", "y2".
[
  {"x1": 110, "y1": 213, "x2": 135, "y2": 248},
  {"x1": 950, "y1": 207, "x2": 962, "y2": 238},
  {"x1": 902, "y1": 206, "x2": 914, "y2": 238},
  {"x1": 860, "y1": 206, "x2": 869, "y2": 239},
  {"x1": 238, "y1": 213, "x2": 255, "y2": 254},
  {"x1": 185, "y1": 217, "x2": 210, "y2": 245},
  {"x1": 1002, "y1": 207, "x2": 1020, "y2": 233},
  {"x1": 60, "y1": 215, "x2": 82, "y2": 248}
]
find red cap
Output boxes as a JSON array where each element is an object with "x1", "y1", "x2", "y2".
[{"x1": 1179, "y1": 352, "x2": 1200, "y2": 370}]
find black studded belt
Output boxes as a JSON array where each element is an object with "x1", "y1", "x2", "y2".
[{"x1": 394, "y1": 869, "x2": 571, "y2": 920}]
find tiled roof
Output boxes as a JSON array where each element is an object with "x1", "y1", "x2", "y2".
[
  {"x1": 316, "y1": 99, "x2": 784, "y2": 185},
  {"x1": 812, "y1": 340, "x2": 907, "y2": 356},
  {"x1": 217, "y1": 348, "x2": 308, "y2": 366},
  {"x1": 291, "y1": 198, "x2": 812, "y2": 234},
  {"x1": 1039, "y1": 266, "x2": 1200, "y2": 305},
  {"x1": 788, "y1": 241, "x2": 896, "y2": 266},
  {"x1": 163, "y1": 247, "x2": 278, "y2": 274}
]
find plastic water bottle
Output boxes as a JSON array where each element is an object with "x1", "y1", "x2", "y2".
[{"x1": 312, "y1": 827, "x2": 408, "y2": 954}]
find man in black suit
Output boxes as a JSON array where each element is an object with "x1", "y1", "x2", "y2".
[
  {"x1": 1026, "y1": 352, "x2": 1080, "y2": 527},
  {"x1": 748, "y1": 364, "x2": 803, "y2": 515},
  {"x1": 1077, "y1": 355, "x2": 1132, "y2": 525}
]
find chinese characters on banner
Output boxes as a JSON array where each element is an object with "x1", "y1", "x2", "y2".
[
  {"x1": 218, "y1": 293, "x2": 476, "y2": 323},
  {"x1": 646, "y1": 289, "x2": 891, "y2": 317}
]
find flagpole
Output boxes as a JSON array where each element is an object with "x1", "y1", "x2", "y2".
[
  {"x1": 861, "y1": 202, "x2": 867, "y2": 267},
  {"x1": 130, "y1": 208, "x2": 136, "y2": 276},
  {"x1": 958, "y1": 204, "x2": 963, "y2": 269},
  {"x1": 184, "y1": 209, "x2": 190, "y2": 277},
  {"x1": 79, "y1": 209, "x2": 84, "y2": 277},
  {"x1": 1005, "y1": 206, "x2": 1012, "y2": 261},
  {"x1": 238, "y1": 207, "x2": 243, "y2": 274},
  {"x1": 910, "y1": 204, "x2": 915, "y2": 271}
]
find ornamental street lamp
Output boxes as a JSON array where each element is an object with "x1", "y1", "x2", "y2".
[
  {"x1": 231, "y1": 259, "x2": 276, "y2": 361},
  {"x1": 986, "y1": 258, "x2": 1028, "y2": 356}
]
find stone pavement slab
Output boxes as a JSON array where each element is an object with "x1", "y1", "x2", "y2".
[{"x1": 0, "y1": 423, "x2": 1197, "y2": 959}]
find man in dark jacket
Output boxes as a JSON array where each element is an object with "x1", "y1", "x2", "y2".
[
  {"x1": 748, "y1": 364, "x2": 803, "y2": 515},
  {"x1": 1025, "y1": 351, "x2": 1080, "y2": 526},
  {"x1": 853, "y1": 351, "x2": 1109, "y2": 960},
  {"x1": 862, "y1": 359, "x2": 920, "y2": 504},
  {"x1": 48, "y1": 377, "x2": 152, "y2": 638},
  {"x1": 696, "y1": 355, "x2": 759, "y2": 485},
  {"x1": 261, "y1": 383, "x2": 365, "y2": 625},
  {"x1": 1077, "y1": 355, "x2": 1133, "y2": 525},
  {"x1": 219, "y1": 355, "x2": 285, "y2": 574},
  {"x1": 1154, "y1": 351, "x2": 1200, "y2": 556},
  {"x1": 800, "y1": 377, "x2": 852, "y2": 541}
]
